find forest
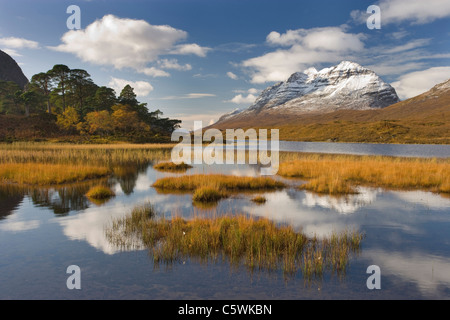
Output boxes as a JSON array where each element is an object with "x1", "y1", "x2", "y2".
[{"x1": 0, "y1": 64, "x2": 181, "y2": 143}]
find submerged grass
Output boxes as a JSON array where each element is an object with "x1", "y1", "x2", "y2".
[
  {"x1": 278, "y1": 154, "x2": 450, "y2": 195},
  {"x1": 106, "y1": 203, "x2": 364, "y2": 279}
]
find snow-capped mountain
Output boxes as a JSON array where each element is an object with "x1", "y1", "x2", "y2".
[{"x1": 217, "y1": 61, "x2": 399, "y2": 123}]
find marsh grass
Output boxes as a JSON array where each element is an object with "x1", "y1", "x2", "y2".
[
  {"x1": 153, "y1": 174, "x2": 285, "y2": 192},
  {"x1": 154, "y1": 161, "x2": 193, "y2": 172},
  {"x1": 192, "y1": 186, "x2": 228, "y2": 203},
  {"x1": 251, "y1": 196, "x2": 267, "y2": 204},
  {"x1": 86, "y1": 185, "x2": 115, "y2": 200},
  {"x1": 0, "y1": 163, "x2": 111, "y2": 186},
  {"x1": 153, "y1": 174, "x2": 284, "y2": 206},
  {"x1": 106, "y1": 204, "x2": 364, "y2": 279},
  {"x1": 0, "y1": 142, "x2": 173, "y2": 166},
  {"x1": 278, "y1": 154, "x2": 450, "y2": 195},
  {"x1": 0, "y1": 142, "x2": 173, "y2": 186}
]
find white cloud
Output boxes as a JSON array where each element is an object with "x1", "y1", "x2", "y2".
[
  {"x1": 367, "y1": 61, "x2": 426, "y2": 76},
  {"x1": 242, "y1": 27, "x2": 365, "y2": 83},
  {"x1": 227, "y1": 71, "x2": 238, "y2": 80},
  {"x1": 141, "y1": 67, "x2": 170, "y2": 77},
  {"x1": 50, "y1": 14, "x2": 207, "y2": 73},
  {"x1": 108, "y1": 77, "x2": 154, "y2": 97},
  {"x1": 351, "y1": 0, "x2": 450, "y2": 25},
  {"x1": 384, "y1": 38, "x2": 431, "y2": 54},
  {"x1": 2, "y1": 48, "x2": 22, "y2": 57},
  {"x1": 158, "y1": 58, "x2": 192, "y2": 71},
  {"x1": 170, "y1": 43, "x2": 211, "y2": 57},
  {"x1": 229, "y1": 94, "x2": 257, "y2": 105},
  {"x1": 391, "y1": 66, "x2": 450, "y2": 99},
  {"x1": 0, "y1": 36, "x2": 39, "y2": 49},
  {"x1": 160, "y1": 93, "x2": 216, "y2": 100}
]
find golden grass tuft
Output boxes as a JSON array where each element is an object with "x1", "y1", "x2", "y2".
[
  {"x1": 192, "y1": 186, "x2": 227, "y2": 203},
  {"x1": 86, "y1": 185, "x2": 115, "y2": 200},
  {"x1": 251, "y1": 196, "x2": 267, "y2": 204},
  {"x1": 153, "y1": 161, "x2": 193, "y2": 172}
]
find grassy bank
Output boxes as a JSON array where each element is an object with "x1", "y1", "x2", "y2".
[
  {"x1": 278, "y1": 154, "x2": 450, "y2": 194},
  {"x1": 106, "y1": 203, "x2": 364, "y2": 278},
  {"x1": 0, "y1": 142, "x2": 173, "y2": 166},
  {"x1": 0, "y1": 142, "x2": 174, "y2": 186}
]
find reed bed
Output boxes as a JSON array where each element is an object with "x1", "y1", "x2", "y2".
[
  {"x1": 0, "y1": 142, "x2": 173, "y2": 166},
  {"x1": 106, "y1": 203, "x2": 364, "y2": 279},
  {"x1": 278, "y1": 154, "x2": 450, "y2": 194},
  {"x1": 0, "y1": 163, "x2": 111, "y2": 186}
]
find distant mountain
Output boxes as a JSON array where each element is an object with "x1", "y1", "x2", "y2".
[
  {"x1": 215, "y1": 61, "x2": 399, "y2": 126},
  {"x1": 0, "y1": 50, "x2": 29, "y2": 89},
  {"x1": 212, "y1": 77, "x2": 450, "y2": 144}
]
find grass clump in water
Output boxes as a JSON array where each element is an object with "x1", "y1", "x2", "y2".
[
  {"x1": 192, "y1": 187, "x2": 227, "y2": 203},
  {"x1": 107, "y1": 204, "x2": 364, "y2": 279},
  {"x1": 86, "y1": 185, "x2": 115, "y2": 200},
  {"x1": 154, "y1": 161, "x2": 193, "y2": 172},
  {"x1": 251, "y1": 196, "x2": 267, "y2": 204}
]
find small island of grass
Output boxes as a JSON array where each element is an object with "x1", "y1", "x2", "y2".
[
  {"x1": 106, "y1": 203, "x2": 364, "y2": 278},
  {"x1": 152, "y1": 174, "x2": 285, "y2": 204},
  {"x1": 153, "y1": 161, "x2": 193, "y2": 172},
  {"x1": 86, "y1": 185, "x2": 115, "y2": 200}
]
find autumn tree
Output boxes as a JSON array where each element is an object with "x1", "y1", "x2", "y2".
[
  {"x1": 56, "y1": 106, "x2": 80, "y2": 133},
  {"x1": 85, "y1": 110, "x2": 113, "y2": 135}
]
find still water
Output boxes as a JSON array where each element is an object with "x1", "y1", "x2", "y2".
[{"x1": 0, "y1": 145, "x2": 449, "y2": 300}]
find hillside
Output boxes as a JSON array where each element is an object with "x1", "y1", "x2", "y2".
[{"x1": 213, "y1": 79, "x2": 450, "y2": 144}]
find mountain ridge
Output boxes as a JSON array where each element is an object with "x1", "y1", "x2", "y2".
[
  {"x1": 217, "y1": 61, "x2": 399, "y2": 125},
  {"x1": 212, "y1": 76, "x2": 450, "y2": 144}
]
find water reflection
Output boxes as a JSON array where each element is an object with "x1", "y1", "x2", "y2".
[
  {"x1": 302, "y1": 188, "x2": 380, "y2": 214},
  {"x1": 30, "y1": 183, "x2": 97, "y2": 216},
  {"x1": 1, "y1": 160, "x2": 450, "y2": 298},
  {"x1": 0, "y1": 187, "x2": 24, "y2": 220},
  {"x1": 364, "y1": 249, "x2": 450, "y2": 298}
]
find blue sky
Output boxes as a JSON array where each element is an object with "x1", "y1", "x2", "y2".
[{"x1": 0, "y1": 0, "x2": 449, "y2": 129}]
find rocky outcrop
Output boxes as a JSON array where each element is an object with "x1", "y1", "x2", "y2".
[{"x1": 0, "y1": 49, "x2": 29, "y2": 89}]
